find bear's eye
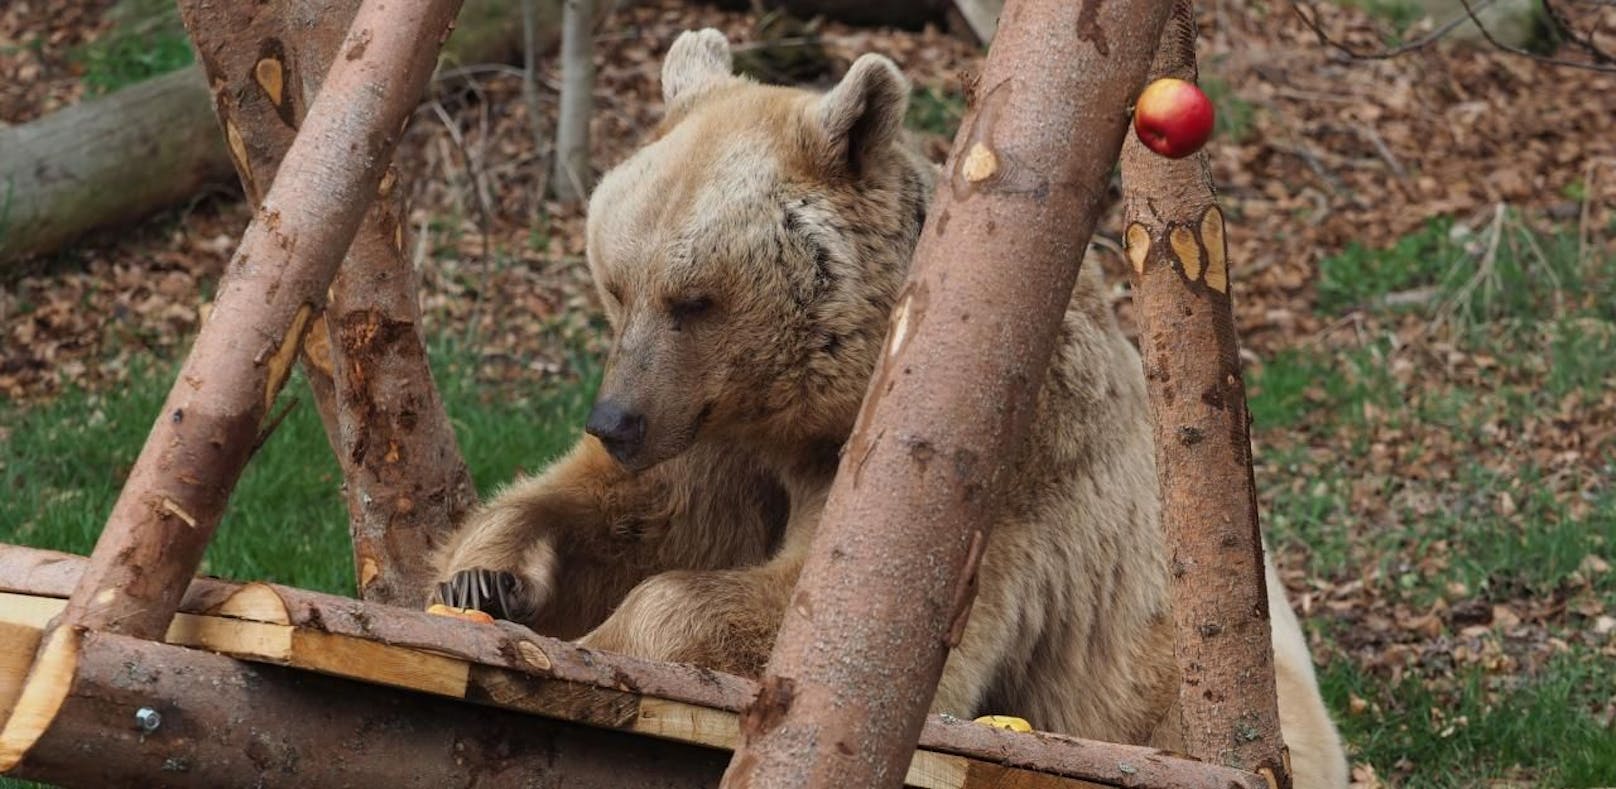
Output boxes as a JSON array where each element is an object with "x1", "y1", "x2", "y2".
[{"x1": 667, "y1": 295, "x2": 714, "y2": 327}]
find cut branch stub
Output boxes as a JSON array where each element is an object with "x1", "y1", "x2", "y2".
[{"x1": 1125, "y1": 206, "x2": 1229, "y2": 295}]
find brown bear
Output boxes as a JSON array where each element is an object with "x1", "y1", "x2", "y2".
[{"x1": 432, "y1": 28, "x2": 1348, "y2": 788}]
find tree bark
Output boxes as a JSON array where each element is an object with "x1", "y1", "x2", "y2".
[
  {"x1": 721, "y1": 1, "x2": 1175, "y2": 787},
  {"x1": 1117, "y1": 2, "x2": 1290, "y2": 785},
  {"x1": 0, "y1": 0, "x2": 571, "y2": 266},
  {"x1": 0, "y1": 543, "x2": 1268, "y2": 789},
  {"x1": 1, "y1": 628, "x2": 732, "y2": 788},
  {"x1": 57, "y1": 0, "x2": 466, "y2": 641},
  {"x1": 179, "y1": 0, "x2": 479, "y2": 607},
  {"x1": 552, "y1": 0, "x2": 597, "y2": 203}
]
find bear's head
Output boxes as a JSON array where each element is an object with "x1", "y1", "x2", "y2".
[{"x1": 581, "y1": 28, "x2": 933, "y2": 472}]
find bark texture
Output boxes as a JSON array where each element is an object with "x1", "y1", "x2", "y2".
[
  {"x1": 3, "y1": 628, "x2": 731, "y2": 788},
  {"x1": 1117, "y1": 2, "x2": 1290, "y2": 784},
  {"x1": 0, "y1": 0, "x2": 572, "y2": 266},
  {"x1": 59, "y1": 0, "x2": 466, "y2": 640},
  {"x1": 0, "y1": 543, "x2": 1267, "y2": 789},
  {"x1": 182, "y1": 0, "x2": 479, "y2": 607},
  {"x1": 552, "y1": 0, "x2": 597, "y2": 203},
  {"x1": 721, "y1": 0, "x2": 1176, "y2": 786}
]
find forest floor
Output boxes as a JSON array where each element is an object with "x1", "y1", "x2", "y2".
[{"x1": 3, "y1": 0, "x2": 1616, "y2": 785}]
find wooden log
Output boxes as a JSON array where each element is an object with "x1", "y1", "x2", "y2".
[
  {"x1": 721, "y1": 0, "x2": 1178, "y2": 786},
  {"x1": 59, "y1": 0, "x2": 466, "y2": 640},
  {"x1": 0, "y1": 0, "x2": 575, "y2": 266},
  {"x1": 0, "y1": 69, "x2": 234, "y2": 265},
  {"x1": 180, "y1": 0, "x2": 478, "y2": 608},
  {"x1": 0, "y1": 544, "x2": 1265, "y2": 789},
  {"x1": 1117, "y1": 2, "x2": 1290, "y2": 785},
  {"x1": 0, "y1": 626, "x2": 731, "y2": 788}
]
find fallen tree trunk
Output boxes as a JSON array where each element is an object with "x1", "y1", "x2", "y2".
[
  {"x1": 722, "y1": 0, "x2": 1177, "y2": 786},
  {"x1": 58, "y1": 0, "x2": 466, "y2": 640},
  {"x1": 0, "y1": 627, "x2": 732, "y2": 788},
  {"x1": 0, "y1": 0, "x2": 566, "y2": 265},
  {"x1": 1118, "y1": 2, "x2": 1290, "y2": 785},
  {"x1": 0, "y1": 543, "x2": 1266, "y2": 789},
  {"x1": 0, "y1": 69, "x2": 233, "y2": 265},
  {"x1": 180, "y1": 0, "x2": 478, "y2": 607}
]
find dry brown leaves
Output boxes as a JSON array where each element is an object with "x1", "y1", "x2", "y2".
[{"x1": 0, "y1": 0, "x2": 117, "y2": 124}]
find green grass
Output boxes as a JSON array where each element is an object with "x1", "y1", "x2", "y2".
[
  {"x1": 73, "y1": 22, "x2": 194, "y2": 95},
  {"x1": 1200, "y1": 75, "x2": 1257, "y2": 144},
  {"x1": 0, "y1": 345, "x2": 598, "y2": 594},
  {"x1": 1253, "y1": 213, "x2": 1616, "y2": 784},
  {"x1": 905, "y1": 84, "x2": 965, "y2": 138},
  {"x1": 1321, "y1": 649, "x2": 1616, "y2": 787}
]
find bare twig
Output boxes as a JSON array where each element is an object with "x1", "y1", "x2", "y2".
[
  {"x1": 426, "y1": 100, "x2": 497, "y2": 347},
  {"x1": 1433, "y1": 202, "x2": 1507, "y2": 335},
  {"x1": 1353, "y1": 123, "x2": 1409, "y2": 182},
  {"x1": 1293, "y1": 0, "x2": 1616, "y2": 71},
  {"x1": 1454, "y1": 0, "x2": 1616, "y2": 71},
  {"x1": 1541, "y1": 0, "x2": 1616, "y2": 63},
  {"x1": 1291, "y1": 0, "x2": 1501, "y2": 60}
]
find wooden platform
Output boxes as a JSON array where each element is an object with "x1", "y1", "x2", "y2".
[{"x1": 0, "y1": 545, "x2": 1264, "y2": 788}]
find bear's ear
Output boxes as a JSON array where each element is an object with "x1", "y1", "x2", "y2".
[
  {"x1": 662, "y1": 28, "x2": 734, "y2": 107},
  {"x1": 814, "y1": 54, "x2": 909, "y2": 175}
]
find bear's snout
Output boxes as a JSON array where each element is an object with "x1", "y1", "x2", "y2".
[{"x1": 585, "y1": 399, "x2": 648, "y2": 465}]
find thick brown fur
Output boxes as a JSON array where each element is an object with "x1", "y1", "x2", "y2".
[{"x1": 433, "y1": 28, "x2": 1348, "y2": 787}]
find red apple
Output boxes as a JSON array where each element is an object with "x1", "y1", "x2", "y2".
[{"x1": 1132, "y1": 78, "x2": 1215, "y2": 159}]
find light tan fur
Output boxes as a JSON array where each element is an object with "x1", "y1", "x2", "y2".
[{"x1": 434, "y1": 28, "x2": 1347, "y2": 787}]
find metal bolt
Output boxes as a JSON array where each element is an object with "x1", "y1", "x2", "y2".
[{"x1": 134, "y1": 707, "x2": 161, "y2": 733}]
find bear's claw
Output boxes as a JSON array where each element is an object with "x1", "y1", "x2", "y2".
[{"x1": 436, "y1": 568, "x2": 530, "y2": 623}]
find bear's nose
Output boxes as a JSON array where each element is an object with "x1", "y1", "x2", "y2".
[{"x1": 585, "y1": 400, "x2": 646, "y2": 463}]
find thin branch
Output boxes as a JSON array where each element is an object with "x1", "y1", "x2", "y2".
[
  {"x1": 426, "y1": 100, "x2": 496, "y2": 348},
  {"x1": 1455, "y1": 0, "x2": 1616, "y2": 71},
  {"x1": 1292, "y1": 0, "x2": 1616, "y2": 72},
  {"x1": 1541, "y1": 0, "x2": 1616, "y2": 63},
  {"x1": 1290, "y1": 0, "x2": 1501, "y2": 60}
]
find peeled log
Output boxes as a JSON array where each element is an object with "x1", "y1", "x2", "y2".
[
  {"x1": 0, "y1": 0, "x2": 569, "y2": 266},
  {"x1": 1118, "y1": 2, "x2": 1290, "y2": 784},
  {"x1": 722, "y1": 0, "x2": 1176, "y2": 785}
]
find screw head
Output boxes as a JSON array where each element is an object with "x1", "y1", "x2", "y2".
[{"x1": 134, "y1": 707, "x2": 161, "y2": 733}]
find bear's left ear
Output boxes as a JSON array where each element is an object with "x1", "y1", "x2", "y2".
[
  {"x1": 662, "y1": 28, "x2": 734, "y2": 108},
  {"x1": 815, "y1": 54, "x2": 909, "y2": 175}
]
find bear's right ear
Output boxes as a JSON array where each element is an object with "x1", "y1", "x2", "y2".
[
  {"x1": 662, "y1": 28, "x2": 734, "y2": 108},
  {"x1": 814, "y1": 54, "x2": 909, "y2": 176}
]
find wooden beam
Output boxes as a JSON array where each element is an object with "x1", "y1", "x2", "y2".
[{"x1": 0, "y1": 544, "x2": 1265, "y2": 788}]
